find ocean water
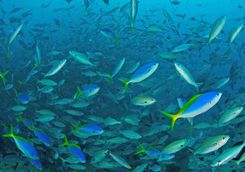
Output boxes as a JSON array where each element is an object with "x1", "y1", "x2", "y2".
[{"x1": 0, "y1": 0, "x2": 244, "y2": 171}]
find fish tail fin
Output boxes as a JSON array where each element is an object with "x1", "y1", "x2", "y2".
[
  {"x1": 130, "y1": 22, "x2": 135, "y2": 31},
  {"x1": 195, "y1": 82, "x2": 203, "y2": 91},
  {"x1": 119, "y1": 78, "x2": 129, "y2": 90},
  {"x1": 61, "y1": 135, "x2": 69, "y2": 147},
  {"x1": 135, "y1": 145, "x2": 146, "y2": 155},
  {"x1": 105, "y1": 75, "x2": 113, "y2": 83},
  {"x1": 74, "y1": 86, "x2": 82, "y2": 100},
  {"x1": 0, "y1": 70, "x2": 8, "y2": 86},
  {"x1": 71, "y1": 124, "x2": 79, "y2": 132},
  {"x1": 2, "y1": 125, "x2": 14, "y2": 138},
  {"x1": 161, "y1": 111, "x2": 180, "y2": 131},
  {"x1": 235, "y1": 160, "x2": 240, "y2": 165}
]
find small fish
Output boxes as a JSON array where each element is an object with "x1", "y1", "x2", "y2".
[
  {"x1": 73, "y1": 124, "x2": 104, "y2": 135},
  {"x1": 212, "y1": 77, "x2": 230, "y2": 89},
  {"x1": 105, "y1": 58, "x2": 125, "y2": 82},
  {"x1": 161, "y1": 91, "x2": 222, "y2": 131},
  {"x1": 2, "y1": 126, "x2": 39, "y2": 160},
  {"x1": 109, "y1": 152, "x2": 132, "y2": 169},
  {"x1": 161, "y1": 139, "x2": 187, "y2": 154},
  {"x1": 135, "y1": 145, "x2": 175, "y2": 161},
  {"x1": 228, "y1": 24, "x2": 243, "y2": 45},
  {"x1": 69, "y1": 51, "x2": 93, "y2": 66},
  {"x1": 17, "y1": 116, "x2": 33, "y2": 128},
  {"x1": 12, "y1": 105, "x2": 26, "y2": 112},
  {"x1": 121, "y1": 62, "x2": 159, "y2": 89},
  {"x1": 35, "y1": 44, "x2": 41, "y2": 66},
  {"x1": 38, "y1": 79, "x2": 57, "y2": 86},
  {"x1": 130, "y1": 0, "x2": 138, "y2": 29},
  {"x1": 172, "y1": 43, "x2": 194, "y2": 53},
  {"x1": 74, "y1": 83, "x2": 100, "y2": 99},
  {"x1": 218, "y1": 106, "x2": 243, "y2": 124},
  {"x1": 208, "y1": 16, "x2": 226, "y2": 45},
  {"x1": 132, "y1": 95, "x2": 156, "y2": 106},
  {"x1": 8, "y1": 23, "x2": 23, "y2": 45},
  {"x1": 120, "y1": 130, "x2": 142, "y2": 139},
  {"x1": 100, "y1": 28, "x2": 120, "y2": 43},
  {"x1": 211, "y1": 142, "x2": 245, "y2": 167},
  {"x1": 174, "y1": 62, "x2": 202, "y2": 91},
  {"x1": 61, "y1": 135, "x2": 86, "y2": 163},
  {"x1": 16, "y1": 93, "x2": 30, "y2": 104},
  {"x1": 29, "y1": 126, "x2": 51, "y2": 147},
  {"x1": 45, "y1": 59, "x2": 67, "y2": 77},
  {"x1": 194, "y1": 135, "x2": 230, "y2": 155},
  {"x1": 146, "y1": 24, "x2": 165, "y2": 33},
  {"x1": 38, "y1": 86, "x2": 54, "y2": 94}
]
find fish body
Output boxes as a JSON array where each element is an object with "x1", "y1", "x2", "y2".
[
  {"x1": 74, "y1": 124, "x2": 104, "y2": 135},
  {"x1": 228, "y1": 24, "x2": 243, "y2": 45},
  {"x1": 211, "y1": 142, "x2": 245, "y2": 167},
  {"x1": 132, "y1": 95, "x2": 156, "y2": 106},
  {"x1": 9, "y1": 24, "x2": 23, "y2": 45},
  {"x1": 161, "y1": 139, "x2": 187, "y2": 154},
  {"x1": 130, "y1": 0, "x2": 138, "y2": 29},
  {"x1": 100, "y1": 28, "x2": 117, "y2": 40},
  {"x1": 208, "y1": 16, "x2": 226, "y2": 45},
  {"x1": 219, "y1": 106, "x2": 243, "y2": 124},
  {"x1": 174, "y1": 62, "x2": 202, "y2": 90},
  {"x1": 194, "y1": 135, "x2": 230, "y2": 155},
  {"x1": 31, "y1": 127, "x2": 51, "y2": 147},
  {"x1": 45, "y1": 59, "x2": 67, "y2": 77},
  {"x1": 172, "y1": 44, "x2": 193, "y2": 53},
  {"x1": 61, "y1": 136, "x2": 86, "y2": 163},
  {"x1": 69, "y1": 51, "x2": 93, "y2": 66},
  {"x1": 122, "y1": 62, "x2": 159, "y2": 88},
  {"x1": 162, "y1": 91, "x2": 222, "y2": 130},
  {"x1": 3, "y1": 126, "x2": 39, "y2": 160},
  {"x1": 109, "y1": 152, "x2": 132, "y2": 169},
  {"x1": 83, "y1": 83, "x2": 100, "y2": 97},
  {"x1": 35, "y1": 44, "x2": 41, "y2": 65}
]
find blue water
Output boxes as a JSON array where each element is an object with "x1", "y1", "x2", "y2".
[{"x1": 0, "y1": 0, "x2": 244, "y2": 171}]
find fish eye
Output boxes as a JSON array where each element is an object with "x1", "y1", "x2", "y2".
[
  {"x1": 180, "y1": 144, "x2": 183, "y2": 147},
  {"x1": 144, "y1": 101, "x2": 147, "y2": 103},
  {"x1": 223, "y1": 137, "x2": 225, "y2": 140}
]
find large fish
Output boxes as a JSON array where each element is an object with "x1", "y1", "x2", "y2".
[{"x1": 161, "y1": 91, "x2": 222, "y2": 131}]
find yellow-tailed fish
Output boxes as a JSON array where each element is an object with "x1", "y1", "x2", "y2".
[{"x1": 161, "y1": 91, "x2": 222, "y2": 131}]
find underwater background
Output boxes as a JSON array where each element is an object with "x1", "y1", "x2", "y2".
[{"x1": 0, "y1": 0, "x2": 244, "y2": 171}]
